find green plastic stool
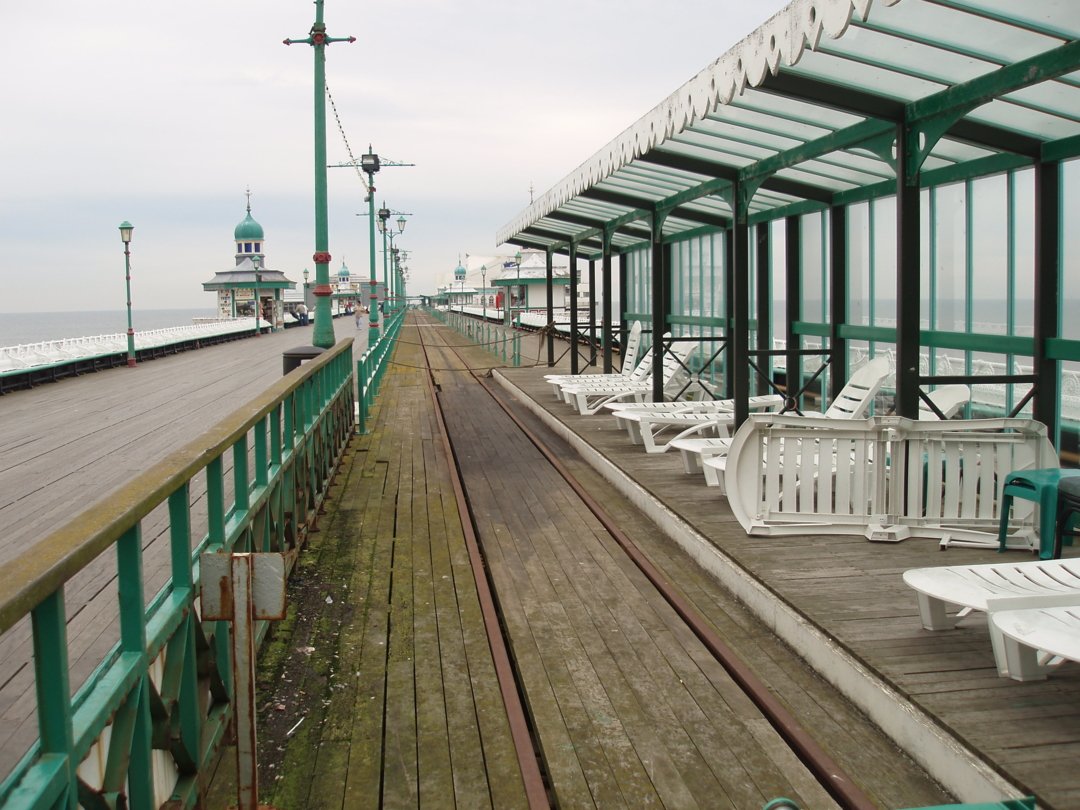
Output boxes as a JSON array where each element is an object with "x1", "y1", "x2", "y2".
[{"x1": 998, "y1": 469, "x2": 1080, "y2": 559}]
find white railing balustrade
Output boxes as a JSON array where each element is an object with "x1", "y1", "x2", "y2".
[{"x1": 0, "y1": 319, "x2": 258, "y2": 373}]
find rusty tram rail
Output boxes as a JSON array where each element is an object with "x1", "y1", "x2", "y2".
[{"x1": 417, "y1": 314, "x2": 877, "y2": 810}]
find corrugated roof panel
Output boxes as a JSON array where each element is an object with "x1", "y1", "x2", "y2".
[{"x1": 497, "y1": 0, "x2": 1080, "y2": 248}]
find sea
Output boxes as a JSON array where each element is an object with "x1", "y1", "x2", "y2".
[{"x1": 0, "y1": 309, "x2": 218, "y2": 348}]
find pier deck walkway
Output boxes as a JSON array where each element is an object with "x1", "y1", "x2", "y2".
[
  {"x1": 210, "y1": 315, "x2": 950, "y2": 809},
  {"x1": 0, "y1": 321, "x2": 368, "y2": 775}
]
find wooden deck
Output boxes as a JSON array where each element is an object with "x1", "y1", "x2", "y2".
[
  {"x1": 497, "y1": 331, "x2": 1080, "y2": 810},
  {"x1": 8, "y1": 313, "x2": 1074, "y2": 807},
  {"x1": 212, "y1": 316, "x2": 950, "y2": 809}
]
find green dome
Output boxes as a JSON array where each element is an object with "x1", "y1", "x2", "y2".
[
  {"x1": 234, "y1": 210, "x2": 264, "y2": 241},
  {"x1": 338, "y1": 261, "x2": 350, "y2": 278}
]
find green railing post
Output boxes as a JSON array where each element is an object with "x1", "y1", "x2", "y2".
[
  {"x1": 31, "y1": 591, "x2": 77, "y2": 809},
  {"x1": 115, "y1": 525, "x2": 154, "y2": 807}
]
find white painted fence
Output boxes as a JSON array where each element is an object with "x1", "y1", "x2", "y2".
[{"x1": 0, "y1": 319, "x2": 257, "y2": 373}]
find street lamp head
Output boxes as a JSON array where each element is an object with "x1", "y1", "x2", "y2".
[
  {"x1": 396, "y1": 215, "x2": 407, "y2": 233},
  {"x1": 378, "y1": 207, "x2": 390, "y2": 222},
  {"x1": 119, "y1": 221, "x2": 134, "y2": 244},
  {"x1": 303, "y1": 268, "x2": 310, "y2": 283},
  {"x1": 361, "y1": 150, "x2": 380, "y2": 174}
]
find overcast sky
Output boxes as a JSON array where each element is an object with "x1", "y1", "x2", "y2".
[{"x1": 0, "y1": 0, "x2": 789, "y2": 312}]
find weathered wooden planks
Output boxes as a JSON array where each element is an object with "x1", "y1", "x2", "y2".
[{"x1": 500, "y1": 344, "x2": 1080, "y2": 810}]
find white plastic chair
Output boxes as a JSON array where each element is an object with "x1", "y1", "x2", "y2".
[
  {"x1": 561, "y1": 339, "x2": 697, "y2": 416},
  {"x1": 990, "y1": 599, "x2": 1080, "y2": 681},
  {"x1": 545, "y1": 321, "x2": 643, "y2": 397},
  {"x1": 672, "y1": 357, "x2": 893, "y2": 477}
]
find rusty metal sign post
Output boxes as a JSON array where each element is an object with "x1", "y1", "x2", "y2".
[{"x1": 201, "y1": 552, "x2": 287, "y2": 810}]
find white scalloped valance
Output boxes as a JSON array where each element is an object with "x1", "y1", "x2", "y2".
[{"x1": 497, "y1": 0, "x2": 900, "y2": 245}]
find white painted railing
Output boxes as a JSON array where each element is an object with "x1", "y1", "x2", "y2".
[{"x1": 0, "y1": 319, "x2": 257, "y2": 373}]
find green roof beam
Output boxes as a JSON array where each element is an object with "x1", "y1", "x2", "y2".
[
  {"x1": 738, "y1": 119, "x2": 894, "y2": 187},
  {"x1": 907, "y1": 39, "x2": 1080, "y2": 127}
]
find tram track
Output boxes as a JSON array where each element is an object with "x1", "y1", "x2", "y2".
[{"x1": 413, "y1": 312, "x2": 876, "y2": 810}]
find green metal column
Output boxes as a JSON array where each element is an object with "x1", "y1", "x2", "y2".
[
  {"x1": 587, "y1": 258, "x2": 597, "y2": 366},
  {"x1": 366, "y1": 164, "x2": 380, "y2": 339},
  {"x1": 785, "y1": 216, "x2": 801, "y2": 410},
  {"x1": 1034, "y1": 159, "x2": 1062, "y2": 436},
  {"x1": 650, "y1": 209, "x2": 669, "y2": 403},
  {"x1": 602, "y1": 228, "x2": 614, "y2": 373},
  {"x1": 285, "y1": 1, "x2": 355, "y2": 350},
  {"x1": 755, "y1": 222, "x2": 771, "y2": 396},
  {"x1": 895, "y1": 121, "x2": 921, "y2": 418},
  {"x1": 569, "y1": 240, "x2": 579, "y2": 374},
  {"x1": 829, "y1": 206, "x2": 848, "y2": 399},
  {"x1": 545, "y1": 248, "x2": 555, "y2": 366},
  {"x1": 732, "y1": 184, "x2": 751, "y2": 427}
]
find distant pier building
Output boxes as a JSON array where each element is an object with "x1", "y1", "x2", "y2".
[{"x1": 202, "y1": 196, "x2": 295, "y2": 330}]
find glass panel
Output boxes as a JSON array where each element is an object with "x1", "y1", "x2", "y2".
[
  {"x1": 770, "y1": 219, "x2": 787, "y2": 356},
  {"x1": 873, "y1": 196, "x2": 897, "y2": 326},
  {"x1": 800, "y1": 212, "x2": 827, "y2": 323},
  {"x1": 787, "y1": 51, "x2": 946, "y2": 103},
  {"x1": 1063, "y1": 160, "x2": 1080, "y2": 340},
  {"x1": 861, "y1": 1, "x2": 1077, "y2": 61},
  {"x1": 734, "y1": 88, "x2": 864, "y2": 132},
  {"x1": 970, "y1": 174, "x2": 1009, "y2": 333},
  {"x1": 931, "y1": 182, "x2": 968, "y2": 332},
  {"x1": 967, "y1": 101, "x2": 1080, "y2": 141},
  {"x1": 848, "y1": 202, "x2": 871, "y2": 327},
  {"x1": 819, "y1": 26, "x2": 996, "y2": 86},
  {"x1": 1011, "y1": 168, "x2": 1035, "y2": 339}
]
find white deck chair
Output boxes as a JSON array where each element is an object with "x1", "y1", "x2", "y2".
[
  {"x1": 554, "y1": 332, "x2": 667, "y2": 405},
  {"x1": 904, "y1": 559, "x2": 1080, "y2": 680},
  {"x1": 545, "y1": 321, "x2": 643, "y2": 397},
  {"x1": 694, "y1": 378, "x2": 968, "y2": 491},
  {"x1": 990, "y1": 599, "x2": 1080, "y2": 681},
  {"x1": 561, "y1": 339, "x2": 697, "y2": 416},
  {"x1": 630, "y1": 395, "x2": 786, "y2": 452},
  {"x1": 902, "y1": 558, "x2": 1080, "y2": 632},
  {"x1": 549, "y1": 350, "x2": 653, "y2": 401},
  {"x1": 659, "y1": 357, "x2": 892, "y2": 466}
]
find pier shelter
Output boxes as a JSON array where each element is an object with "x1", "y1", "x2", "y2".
[
  {"x1": 498, "y1": 0, "x2": 1080, "y2": 451},
  {"x1": 203, "y1": 200, "x2": 296, "y2": 330}
]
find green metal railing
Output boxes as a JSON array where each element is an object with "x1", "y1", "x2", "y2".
[
  {"x1": 428, "y1": 307, "x2": 520, "y2": 368},
  {"x1": 356, "y1": 307, "x2": 406, "y2": 434},
  {"x1": 0, "y1": 338, "x2": 355, "y2": 809}
]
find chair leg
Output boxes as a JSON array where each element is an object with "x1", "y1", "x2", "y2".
[
  {"x1": 997, "y1": 492, "x2": 1014, "y2": 553},
  {"x1": 916, "y1": 593, "x2": 955, "y2": 631},
  {"x1": 1040, "y1": 486, "x2": 1059, "y2": 560}
]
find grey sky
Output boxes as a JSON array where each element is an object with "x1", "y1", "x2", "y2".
[{"x1": 0, "y1": 0, "x2": 789, "y2": 312}]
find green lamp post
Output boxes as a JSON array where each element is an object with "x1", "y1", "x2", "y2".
[
  {"x1": 360, "y1": 148, "x2": 381, "y2": 339},
  {"x1": 252, "y1": 254, "x2": 262, "y2": 335},
  {"x1": 285, "y1": 1, "x2": 354, "y2": 350},
  {"x1": 512, "y1": 250, "x2": 522, "y2": 326},
  {"x1": 377, "y1": 205, "x2": 390, "y2": 314},
  {"x1": 118, "y1": 221, "x2": 136, "y2": 367}
]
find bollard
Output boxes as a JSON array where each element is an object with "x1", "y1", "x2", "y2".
[
  {"x1": 201, "y1": 552, "x2": 287, "y2": 810},
  {"x1": 283, "y1": 345, "x2": 325, "y2": 375}
]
